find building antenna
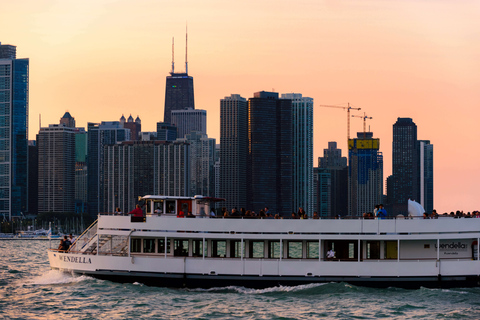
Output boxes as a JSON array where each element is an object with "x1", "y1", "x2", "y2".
[
  {"x1": 39, "y1": 114, "x2": 41, "y2": 129},
  {"x1": 171, "y1": 37, "x2": 175, "y2": 74},
  {"x1": 185, "y1": 22, "x2": 188, "y2": 74}
]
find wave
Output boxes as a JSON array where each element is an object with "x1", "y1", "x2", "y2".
[
  {"x1": 27, "y1": 269, "x2": 94, "y2": 286},
  {"x1": 187, "y1": 282, "x2": 331, "y2": 294}
]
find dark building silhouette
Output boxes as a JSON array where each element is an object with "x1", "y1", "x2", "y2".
[
  {"x1": 87, "y1": 122, "x2": 130, "y2": 215},
  {"x1": 220, "y1": 94, "x2": 248, "y2": 211},
  {"x1": 28, "y1": 141, "x2": 38, "y2": 214},
  {"x1": 318, "y1": 142, "x2": 348, "y2": 217},
  {"x1": 156, "y1": 122, "x2": 177, "y2": 141},
  {"x1": 388, "y1": 118, "x2": 419, "y2": 215},
  {"x1": 247, "y1": 91, "x2": 292, "y2": 215},
  {"x1": 164, "y1": 73, "x2": 195, "y2": 124}
]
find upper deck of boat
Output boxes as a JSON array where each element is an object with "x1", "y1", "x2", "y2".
[{"x1": 96, "y1": 214, "x2": 480, "y2": 240}]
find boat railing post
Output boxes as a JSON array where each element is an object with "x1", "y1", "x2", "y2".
[
  {"x1": 97, "y1": 234, "x2": 99, "y2": 256},
  {"x1": 397, "y1": 239, "x2": 400, "y2": 262},
  {"x1": 202, "y1": 237, "x2": 205, "y2": 260},
  {"x1": 358, "y1": 239, "x2": 361, "y2": 262}
]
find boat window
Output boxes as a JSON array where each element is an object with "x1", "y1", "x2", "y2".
[
  {"x1": 367, "y1": 241, "x2": 380, "y2": 259},
  {"x1": 385, "y1": 241, "x2": 398, "y2": 259},
  {"x1": 196, "y1": 203, "x2": 207, "y2": 217},
  {"x1": 143, "y1": 239, "x2": 156, "y2": 253},
  {"x1": 131, "y1": 238, "x2": 141, "y2": 253},
  {"x1": 268, "y1": 241, "x2": 280, "y2": 259},
  {"x1": 306, "y1": 241, "x2": 319, "y2": 259},
  {"x1": 158, "y1": 238, "x2": 170, "y2": 254},
  {"x1": 325, "y1": 240, "x2": 357, "y2": 260},
  {"x1": 192, "y1": 240, "x2": 205, "y2": 257},
  {"x1": 212, "y1": 240, "x2": 226, "y2": 258},
  {"x1": 174, "y1": 239, "x2": 188, "y2": 257},
  {"x1": 153, "y1": 200, "x2": 164, "y2": 214},
  {"x1": 288, "y1": 241, "x2": 302, "y2": 259},
  {"x1": 249, "y1": 241, "x2": 265, "y2": 259},
  {"x1": 230, "y1": 240, "x2": 244, "y2": 258},
  {"x1": 166, "y1": 200, "x2": 176, "y2": 214}
]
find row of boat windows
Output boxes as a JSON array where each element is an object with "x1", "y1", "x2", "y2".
[{"x1": 130, "y1": 238, "x2": 396, "y2": 260}]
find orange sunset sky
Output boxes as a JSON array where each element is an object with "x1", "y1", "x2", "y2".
[{"x1": 2, "y1": 0, "x2": 479, "y2": 213}]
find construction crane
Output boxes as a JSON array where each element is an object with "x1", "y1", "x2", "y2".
[
  {"x1": 318, "y1": 103, "x2": 361, "y2": 145},
  {"x1": 352, "y1": 112, "x2": 373, "y2": 138}
]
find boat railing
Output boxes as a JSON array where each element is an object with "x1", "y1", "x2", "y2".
[{"x1": 68, "y1": 219, "x2": 98, "y2": 253}]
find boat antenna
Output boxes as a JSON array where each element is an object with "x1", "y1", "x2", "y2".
[
  {"x1": 185, "y1": 22, "x2": 188, "y2": 74},
  {"x1": 171, "y1": 37, "x2": 175, "y2": 74}
]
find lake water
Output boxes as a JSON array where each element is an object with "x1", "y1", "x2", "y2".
[{"x1": 1, "y1": 240, "x2": 480, "y2": 319}]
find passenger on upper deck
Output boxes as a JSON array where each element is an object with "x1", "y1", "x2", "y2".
[
  {"x1": 129, "y1": 204, "x2": 144, "y2": 217},
  {"x1": 377, "y1": 204, "x2": 387, "y2": 219},
  {"x1": 115, "y1": 207, "x2": 122, "y2": 214},
  {"x1": 313, "y1": 212, "x2": 319, "y2": 219},
  {"x1": 177, "y1": 209, "x2": 185, "y2": 218}
]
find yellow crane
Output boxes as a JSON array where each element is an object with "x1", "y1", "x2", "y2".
[
  {"x1": 318, "y1": 103, "x2": 361, "y2": 144},
  {"x1": 352, "y1": 112, "x2": 373, "y2": 139}
]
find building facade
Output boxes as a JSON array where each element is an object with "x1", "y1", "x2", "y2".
[
  {"x1": 156, "y1": 122, "x2": 177, "y2": 141},
  {"x1": 219, "y1": 94, "x2": 248, "y2": 210},
  {"x1": 177, "y1": 131, "x2": 215, "y2": 197},
  {"x1": 418, "y1": 140, "x2": 434, "y2": 214},
  {"x1": 87, "y1": 122, "x2": 130, "y2": 215},
  {"x1": 164, "y1": 73, "x2": 194, "y2": 124},
  {"x1": 171, "y1": 109, "x2": 206, "y2": 139},
  {"x1": 388, "y1": 118, "x2": 419, "y2": 215},
  {"x1": 247, "y1": 91, "x2": 292, "y2": 215},
  {"x1": 281, "y1": 93, "x2": 314, "y2": 216},
  {"x1": 103, "y1": 140, "x2": 190, "y2": 213},
  {"x1": 37, "y1": 124, "x2": 76, "y2": 213},
  {"x1": 0, "y1": 42, "x2": 29, "y2": 219},
  {"x1": 318, "y1": 142, "x2": 348, "y2": 217},
  {"x1": 348, "y1": 132, "x2": 383, "y2": 216}
]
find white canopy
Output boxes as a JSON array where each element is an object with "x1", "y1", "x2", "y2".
[{"x1": 408, "y1": 199, "x2": 425, "y2": 217}]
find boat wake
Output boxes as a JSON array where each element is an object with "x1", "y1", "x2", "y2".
[
  {"x1": 27, "y1": 269, "x2": 94, "y2": 286},
  {"x1": 188, "y1": 282, "x2": 330, "y2": 294}
]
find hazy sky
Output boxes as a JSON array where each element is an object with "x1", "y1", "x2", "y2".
[{"x1": 2, "y1": 0, "x2": 480, "y2": 213}]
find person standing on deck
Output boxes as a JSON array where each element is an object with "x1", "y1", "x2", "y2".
[{"x1": 129, "y1": 204, "x2": 144, "y2": 217}]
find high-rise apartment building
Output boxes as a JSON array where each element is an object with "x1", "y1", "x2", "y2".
[
  {"x1": 281, "y1": 93, "x2": 314, "y2": 216},
  {"x1": 313, "y1": 168, "x2": 331, "y2": 217},
  {"x1": 38, "y1": 124, "x2": 76, "y2": 213},
  {"x1": 348, "y1": 132, "x2": 383, "y2": 216},
  {"x1": 103, "y1": 140, "x2": 190, "y2": 213},
  {"x1": 87, "y1": 122, "x2": 130, "y2": 215},
  {"x1": 318, "y1": 142, "x2": 348, "y2": 217},
  {"x1": 220, "y1": 94, "x2": 248, "y2": 210},
  {"x1": 0, "y1": 42, "x2": 29, "y2": 219},
  {"x1": 388, "y1": 118, "x2": 419, "y2": 215},
  {"x1": 247, "y1": 91, "x2": 292, "y2": 215},
  {"x1": 418, "y1": 140, "x2": 434, "y2": 214},
  {"x1": 75, "y1": 127, "x2": 88, "y2": 213},
  {"x1": 177, "y1": 131, "x2": 215, "y2": 197},
  {"x1": 171, "y1": 109, "x2": 206, "y2": 139}
]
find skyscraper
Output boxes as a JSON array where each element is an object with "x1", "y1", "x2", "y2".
[
  {"x1": 281, "y1": 93, "x2": 314, "y2": 216},
  {"x1": 318, "y1": 142, "x2": 348, "y2": 217},
  {"x1": 38, "y1": 124, "x2": 76, "y2": 213},
  {"x1": 103, "y1": 140, "x2": 190, "y2": 213},
  {"x1": 418, "y1": 140, "x2": 433, "y2": 214},
  {"x1": 348, "y1": 132, "x2": 383, "y2": 216},
  {"x1": 171, "y1": 109, "x2": 206, "y2": 139},
  {"x1": 163, "y1": 36, "x2": 194, "y2": 124},
  {"x1": 247, "y1": 91, "x2": 292, "y2": 215},
  {"x1": 0, "y1": 42, "x2": 28, "y2": 219},
  {"x1": 177, "y1": 131, "x2": 215, "y2": 197},
  {"x1": 220, "y1": 94, "x2": 248, "y2": 210},
  {"x1": 87, "y1": 121, "x2": 130, "y2": 215},
  {"x1": 388, "y1": 118, "x2": 419, "y2": 215}
]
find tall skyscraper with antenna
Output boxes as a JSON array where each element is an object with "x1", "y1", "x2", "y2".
[{"x1": 163, "y1": 30, "x2": 195, "y2": 124}]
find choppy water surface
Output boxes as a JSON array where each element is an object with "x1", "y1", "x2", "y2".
[{"x1": 1, "y1": 240, "x2": 480, "y2": 319}]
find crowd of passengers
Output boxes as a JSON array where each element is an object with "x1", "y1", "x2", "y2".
[{"x1": 120, "y1": 203, "x2": 480, "y2": 220}]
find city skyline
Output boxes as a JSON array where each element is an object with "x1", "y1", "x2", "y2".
[{"x1": 2, "y1": 1, "x2": 479, "y2": 213}]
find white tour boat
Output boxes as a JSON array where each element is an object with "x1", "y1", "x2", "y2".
[{"x1": 48, "y1": 195, "x2": 480, "y2": 288}]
